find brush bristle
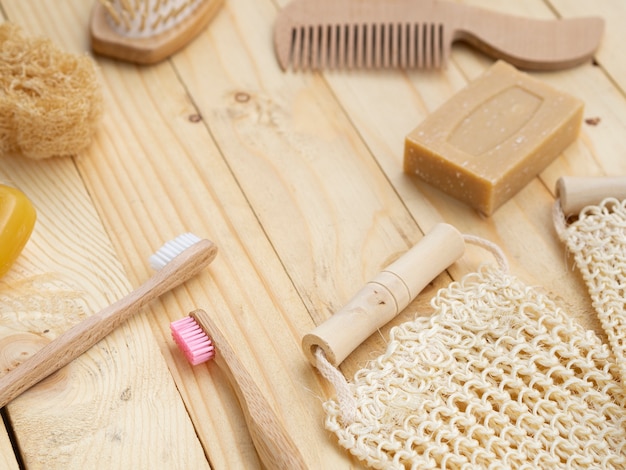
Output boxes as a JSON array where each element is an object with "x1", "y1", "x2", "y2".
[
  {"x1": 171, "y1": 316, "x2": 215, "y2": 365},
  {"x1": 98, "y1": 0, "x2": 205, "y2": 38},
  {"x1": 149, "y1": 232, "x2": 202, "y2": 271}
]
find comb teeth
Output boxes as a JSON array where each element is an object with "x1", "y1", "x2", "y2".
[
  {"x1": 171, "y1": 316, "x2": 216, "y2": 365},
  {"x1": 282, "y1": 22, "x2": 446, "y2": 71}
]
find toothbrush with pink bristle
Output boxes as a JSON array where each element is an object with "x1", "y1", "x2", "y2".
[{"x1": 171, "y1": 309, "x2": 308, "y2": 469}]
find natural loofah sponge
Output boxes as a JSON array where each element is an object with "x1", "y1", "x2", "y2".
[
  {"x1": 313, "y1": 237, "x2": 626, "y2": 468},
  {"x1": 0, "y1": 23, "x2": 103, "y2": 159}
]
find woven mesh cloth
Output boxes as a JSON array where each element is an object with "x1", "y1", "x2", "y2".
[
  {"x1": 555, "y1": 197, "x2": 626, "y2": 386},
  {"x1": 317, "y1": 261, "x2": 626, "y2": 469}
]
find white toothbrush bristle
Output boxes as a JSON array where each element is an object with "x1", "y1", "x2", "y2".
[{"x1": 149, "y1": 232, "x2": 202, "y2": 270}]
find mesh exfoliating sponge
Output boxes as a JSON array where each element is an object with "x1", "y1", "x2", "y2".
[
  {"x1": 555, "y1": 197, "x2": 626, "y2": 386},
  {"x1": 315, "y1": 247, "x2": 626, "y2": 468}
]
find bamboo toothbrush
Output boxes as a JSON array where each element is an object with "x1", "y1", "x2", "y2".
[
  {"x1": 0, "y1": 233, "x2": 217, "y2": 409},
  {"x1": 274, "y1": 0, "x2": 604, "y2": 71},
  {"x1": 171, "y1": 309, "x2": 308, "y2": 469},
  {"x1": 90, "y1": 0, "x2": 225, "y2": 64}
]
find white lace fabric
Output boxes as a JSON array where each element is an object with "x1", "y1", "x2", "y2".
[{"x1": 321, "y1": 264, "x2": 626, "y2": 469}]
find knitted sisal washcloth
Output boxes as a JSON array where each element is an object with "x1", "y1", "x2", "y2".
[
  {"x1": 554, "y1": 197, "x2": 626, "y2": 386},
  {"x1": 314, "y1": 238, "x2": 626, "y2": 469}
]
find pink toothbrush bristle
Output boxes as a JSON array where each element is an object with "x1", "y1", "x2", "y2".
[{"x1": 171, "y1": 316, "x2": 215, "y2": 365}]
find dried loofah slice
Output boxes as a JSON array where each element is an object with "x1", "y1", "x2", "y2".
[{"x1": 0, "y1": 23, "x2": 103, "y2": 159}]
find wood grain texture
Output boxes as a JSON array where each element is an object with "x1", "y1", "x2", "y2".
[
  {"x1": 0, "y1": 0, "x2": 622, "y2": 468},
  {"x1": 0, "y1": 3, "x2": 211, "y2": 468},
  {"x1": 0, "y1": 421, "x2": 19, "y2": 470},
  {"x1": 0, "y1": 155, "x2": 210, "y2": 469}
]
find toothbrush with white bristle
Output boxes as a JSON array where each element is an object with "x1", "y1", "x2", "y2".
[
  {"x1": 0, "y1": 233, "x2": 217, "y2": 409},
  {"x1": 90, "y1": 0, "x2": 225, "y2": 64}
]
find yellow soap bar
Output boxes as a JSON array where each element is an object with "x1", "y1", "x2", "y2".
[
  {"x1": 0, "y1": 184, "x2": 36, "y2": 277},
  {"x1": 404, "y1": 61, "x2": 584, "y2": 215}
]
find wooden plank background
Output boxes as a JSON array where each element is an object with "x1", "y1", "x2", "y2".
[{"x1": 0, "y1": 0, "x2": 624, "y2": 468}]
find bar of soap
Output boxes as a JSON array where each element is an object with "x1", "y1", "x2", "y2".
[{"x1": 404, "y1": 61, "x2": 584, "y2": 215}]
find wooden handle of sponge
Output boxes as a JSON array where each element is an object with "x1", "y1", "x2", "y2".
[
  {"x1": 302, "y1": 223, "x2": 465, "y2": 366},
  {"x1": 557, "y1": 176, "x2": 626, "y2": 216}
]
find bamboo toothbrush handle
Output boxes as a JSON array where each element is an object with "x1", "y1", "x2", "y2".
[
  {"x1": 557, "y1": 176, "x2": 626, "y2": 216},
  {"x1": 189, "y1": 309, "x2": 307, "y2": 470},
  {"x1": 0, "y1": 239, "x2": 217, "y2": 409},
  {"x1": 454, "y1": 4, "x2": 604, "y2": 70}
]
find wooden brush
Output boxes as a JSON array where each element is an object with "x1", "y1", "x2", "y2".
[
  {"x1": 0, "y1": 233, "x2": 217, "y2": 408},
  {"x1": 171, "y1": 309, "x2": 308, "y2": 469},
  {"x1": 274, "y1": 0, "x2": 604, "y2": 71},
  {"x1": 90, "y1": 0, "x2": 224, "y2": 64}
]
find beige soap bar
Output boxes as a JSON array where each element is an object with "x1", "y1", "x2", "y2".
[{"x1": 404, "y1": 60, "x2": 584, "y2": 215}]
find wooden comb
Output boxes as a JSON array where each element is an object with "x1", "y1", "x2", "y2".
[{"x1": 273, "y1": 0, "x2": 604, "y2": 71}]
